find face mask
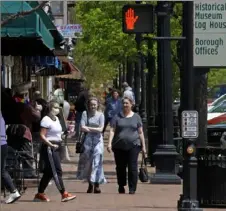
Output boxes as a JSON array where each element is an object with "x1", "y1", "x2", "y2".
[{"x1": 51, "y1": 108, "x2": 60, "y2": 116}]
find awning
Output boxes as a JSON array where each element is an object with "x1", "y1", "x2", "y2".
[
  {"x1": 35, "y1": 56, "x2": 83, "y2": 78},
  {"x1": 1, "y1": 1, "x2": 55, "y2": 56},
  {"x1": 36, "y1": 66, "x2": 64, "y2": 76},
  {"x1": 28, "y1": 1, "x2": 65, "y2": 47},
  {"x1": 55, "y1": 57, "x2": 84, "y2": 80}
]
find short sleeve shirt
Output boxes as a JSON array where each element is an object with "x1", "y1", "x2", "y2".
[
  {"x1": 110, "y1": 112, "x2": 142, "y2": 150},
  {"x1": 40, "y1": 116, "x2": 62, "y2": 141},
  {"x1": 80, "y1": 111, "x2": 104, "y2": 136}
]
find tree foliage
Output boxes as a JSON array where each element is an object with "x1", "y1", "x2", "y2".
[
  {"x1": 73, "y1": 2, "x2": 225, "y2": 96},
  {"x1": 73, "y1": 1, "x2": 137, "y2": 90},
  {"x1": 208, "y1": 69, "x2": 226, "y2": 88}
]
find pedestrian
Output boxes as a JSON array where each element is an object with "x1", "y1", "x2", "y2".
[
  {"x1": 76, "y1": 97, "x2": 107, "y2": 193},
  {"x1": 107, "y1": 96, "x2": 147, "y2": 194},
  {"x1": 34, "y1": 100, "x2": 76, "y2": 202},
  {"x1": 74, "y1": 83, "x2": 89, "y2": 139},
  {"x1": 122, "y1": 82, "x2": 135, "y2": 105},
  {"x1": 103, "y1": 89, "x2": 122, "y2": 135},
  {"x1": 7, "y1": 82, "x2": 41, "y2": 178},
  {"x1": 31, "y1": 97, "x2": 48, "y2": 156},
  {"x1": 53, "y1": 83, "x2": 64, "y2": 107},
  {"x1": 105, "y1": 86, "x2": 113, "y2": 102},
  {"x1": 1, "y1": 112, "x2": 21, "y2": 204},
  {"x1": 63, "y1": 100, "x2": 70, "y2": 121}
]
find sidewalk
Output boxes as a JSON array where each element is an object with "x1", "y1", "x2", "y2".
[{"x1": 1, "y1": 138, "x2": 222, "y2": 210}]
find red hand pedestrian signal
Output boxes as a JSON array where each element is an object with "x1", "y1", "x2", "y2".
[{"x1": 125, "y1": 8, "x2": 139, "y2": 30}]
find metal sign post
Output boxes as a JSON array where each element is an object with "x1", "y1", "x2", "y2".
[{"x1": 182, "y1": 110, "x2": 199, "y2": 139}]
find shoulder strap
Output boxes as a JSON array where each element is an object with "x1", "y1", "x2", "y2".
[{"x1": 86, "y1": 111, "x2": 89, "y2": 125}]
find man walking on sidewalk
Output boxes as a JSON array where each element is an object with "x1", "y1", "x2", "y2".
[
  {"x1": 103, "y1": 89, "x2": 122, "y2": 135},
  {"x1": 122, "y1": 82, "x2": 135, "y2": 105}
]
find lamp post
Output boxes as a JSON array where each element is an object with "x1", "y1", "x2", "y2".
[
  {"x1": 150, "y1": 1, "x2": 181, "y2": 184},
  {"x1": 145, "y1": 39, "x2": 157, "y2": 167},
  {"x1": 118, "y1": 64, "x2": 122, "y2": 91},
  {"x1": 140, "y1": 54, "x2": 148, "y2": 146},
  {"x1": 126, "y1": 58, "x2": 134, "y2": 88},
  {"x1": 134, "y1": 34, "x2": 142, "y2": 113}
]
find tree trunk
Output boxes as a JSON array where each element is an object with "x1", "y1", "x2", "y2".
[{"x1": 194, "y1": 68, "x2": 209, "y2": 147}]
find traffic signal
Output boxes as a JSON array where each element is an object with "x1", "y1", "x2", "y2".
[{"x1": 122, "y1": 4, "x2": 155, "y2": 34}]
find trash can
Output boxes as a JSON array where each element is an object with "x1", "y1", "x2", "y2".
[{"x1": 197, "y1": 147, "x2": 226, "y2": 208}]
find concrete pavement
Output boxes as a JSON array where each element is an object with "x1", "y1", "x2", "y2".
[{"x1": 1, "y1": 139, "x2": 222, "y2": 211}]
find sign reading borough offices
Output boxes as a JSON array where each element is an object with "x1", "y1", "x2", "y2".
[{"x1": 193, "y1": 0, "x2": 226, "y2": 67}]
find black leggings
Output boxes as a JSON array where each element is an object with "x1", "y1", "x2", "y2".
[
  {"x1": 1, "y1": 144, "x2": 16, "y2": 193},
  {"x1": 38, "y1": 144, "x2": 65, "y2": 194}
]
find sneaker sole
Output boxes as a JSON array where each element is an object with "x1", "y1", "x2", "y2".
[
  {"x1": 6, "y1": 195, "x2": 21, "y2": 204},
  {"x1": 61, "y1": 196, "x2": 76, "y2": 202},
  {"x1": 33, "y1": 198, "x2": 50, "y2": 202}
]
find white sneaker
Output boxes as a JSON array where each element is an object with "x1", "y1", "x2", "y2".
[{"x1": 5, "y1": 190, "x2": 21, "y2": 204}]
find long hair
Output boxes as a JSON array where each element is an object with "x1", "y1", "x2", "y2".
[
  {"x1": 35, "y1": 98, "x2": 48, "y2": 118},
  {"x1": 43, "y1": 100, "x2": 59, "y2": 116},
  {"x1": 87, "y1": 97, "x2": 101, "y2": 111}
]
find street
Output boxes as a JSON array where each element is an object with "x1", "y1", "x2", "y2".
[{"x1": 1, "y1": 141, "x2": 221, "y2": 211}]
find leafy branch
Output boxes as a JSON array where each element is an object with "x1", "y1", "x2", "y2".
[{"x1": 1, "y1": 1, "x2": 48, "y2": 26}]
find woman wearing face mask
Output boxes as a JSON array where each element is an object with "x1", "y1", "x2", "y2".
[
  {"x1": 107, "y1": 96, "x2": 147, "y2": 194},
  {"x1": 77, "y1": 97, "x2": 106, "y2": 193},
  {"x1": 34, "y1": 100, "x2": 76, "y2": 202}
]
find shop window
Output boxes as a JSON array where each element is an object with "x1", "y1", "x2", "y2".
[{"x1": 51, "y1": 1, "x2": 63, "y2": 16}]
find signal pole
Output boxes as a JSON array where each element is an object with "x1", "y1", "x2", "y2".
[{"x1": 177, "y1": 1, "x2": 202, "y2": 210}]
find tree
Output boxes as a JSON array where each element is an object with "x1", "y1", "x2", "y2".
[
  {"x1": 72, "y1": 1, "x2": 139, "y2": 92},
  {"x1": 73, "y1": 1, "x2": 224, "y2": 100},
  {"x1": 74, "y1": 41, "x2": 116, "y2": 88},
  {"x1": 208, "y1": 69, "x2": 226, "y2": 88},
  {"x1": 1, "y1": 1, "x2": 48, "y2": 26}
]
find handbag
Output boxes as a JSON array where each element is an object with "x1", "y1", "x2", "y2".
[
  {"x1": 75, "y1": 132, "x2": 86, "y2": 154},
  {"x1": 139, "y1": 153, "x2": 149, "y2": 183},
  {"x1": 75, "y1": 111, "x2": 89, "y2": 154}
]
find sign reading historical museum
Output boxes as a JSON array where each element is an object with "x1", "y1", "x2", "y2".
[{"x1": 193, "y1": 0, "x2": 226, "y2": 67}]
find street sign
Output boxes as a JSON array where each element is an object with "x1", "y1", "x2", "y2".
[
  {"x1": 122, "y1": 4, "x2": 154, "y2": 34},
  {"x1": 193, "y1": 0, "x2": 226, "y2": 67},
  {"x1": 181, "y1": 110, "x2": 199, "y2": 139},
  {"x1": 56, "y1": 24, "x2": 83, "y2": 38}
]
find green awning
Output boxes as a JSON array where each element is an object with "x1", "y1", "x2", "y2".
[
  {"x1": 27, "y1": 1, "x2": 64, "y2": 46},
  {"x1": 1, "y1": 1, "x2": 55, "y2": 55}
]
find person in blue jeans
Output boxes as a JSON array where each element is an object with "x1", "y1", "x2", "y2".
[
  {"x1": 1, "y1": 113, "x2": 21, "y2": 204},
  {"x1": 103, "y1": 89, "x2": 122, "y2": 135}
]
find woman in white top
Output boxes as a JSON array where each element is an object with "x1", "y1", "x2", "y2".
[{"x1": 33, "y1": 100, "x2": 76, "y2": 202}]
